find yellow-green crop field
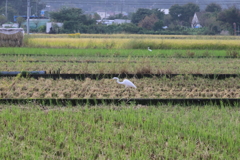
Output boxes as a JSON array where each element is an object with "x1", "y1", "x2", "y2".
[
  {"x1": 24, "y1": 34, "x2": 240, "y2": 50},
  {"x1": 29, "y1": 33, "x2": 240, "y2": 40},
  {"x1": 27, "y1": 37, "x2": 240, "y2": 49}
]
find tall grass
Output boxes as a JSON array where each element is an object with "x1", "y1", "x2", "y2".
[
  {"x1": 0, "y1": 47, "x2": 233, "y2": 57},
  {"x1": 26, "y1": 37, "x2": 240, "y2": 50},
  {"x1": 1, "y1": 104, "x2": 239, "y2": 159},
  {"x1": 28, "y1": 33, "x2": 240, "y2": 40}
]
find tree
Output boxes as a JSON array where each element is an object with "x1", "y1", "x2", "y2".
[
  {"x1": 163, "y1": 14, "x2": 172, "y2": 27},
  {"x1": 182, "y1": 3, "x2": 200, "y2": 23},
  {"x1": 49, "y1": 8, "x2": 87, "y2": 23},
  {"x1": 16, "y1": 17, "x2": 25, "y2": 28},
  {"x1": 108, "y1": 13, "x2": 128, "y2": 20},
  {"x1": 217, "y1": 6, "x2": 240, "y2": 26},
  {"x1": 169, "y1": 3, "x2": 200, "y2": 26},
  {"x1": 33, "y1": 20, "x2": 40, "y2": 28},
  {"x1": 169, "y1": 4, "x2": 183, "y2": 21},
  {"x1": 0, "y1": 6, "x2": 17, "y2": 22},
  {"x1": 205, "y1": 3, "x2": 222, "y2": 12},
  {"x1": 30, "y1": 0, "x2": 46, "y2": 17},
  {"x1": 0, "y1": 0, "x2": 45, "y2": 21},
  {"x1": 92, "y1": 13, "x2": 101, "y2": 20},
  {"x1": 131, "y1": 8, "x2": 152, "y2": 25},
  {"x1": 153, "y1": 20, "x2": 164, "y2": 31},
  {"x1": 152, "y1": 9, "x2": 164, "y2": 20},
  {"x1": 49, "y1": 7, "x2": 98, "y2": 32},
  {"x1": 204, "y1": 16, "x2": 221, "y2": 34},
  {"x1": 121, "y1": 23, "x2": 141, "y2": 33},
  {"x1": 0, "y1": 15, "x2": 7, "y2": 26},
  {"x1": 138, "y1": 14, "x2": 158, "y2": 30},
  {"x1": 198, "y1": 13, "x2": 221, "y2": 34}
]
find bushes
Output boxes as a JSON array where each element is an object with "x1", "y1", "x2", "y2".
[
  {"x1": 38, "y1": 25, "x2": 46, "y2": 33},
  {"x1": 59, "y1": 23, "x2": 142, "y2": 34},
  {"x1": 37, "y1": 21, "x2": 224, "y2": 35}
]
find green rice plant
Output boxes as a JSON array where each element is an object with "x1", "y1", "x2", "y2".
[
  {"x1": 0, "y1": 104, "x2": 240, "y2": 159},
  {"x1": 22, "y1": 34, "x2": 31, "y2": 46},
  {"x1": 186, "y1": 50, "x2": 195, "y2": 58},
  {"x1": 226, "y1": 49, "x2": 239, "y2": 58},
  {"x1": 68, "y1": 33, "x2": 81, "y2": 38},
  {"x1": 0, "y1": 47, "x2": 236, "y2": 57},
  {"x1": 202, "y1": 51, "x2": 211, "y2": 57},
  {"x1": 27, "y1": 33, "x2": 240, "y2": 40},
  {"x1": 1, "y1": 46, "x2": 240, "y2": 80}
]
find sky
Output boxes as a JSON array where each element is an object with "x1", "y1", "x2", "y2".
[{"x1": 41, "y1": 0, "x2": 240, "y2": 12}]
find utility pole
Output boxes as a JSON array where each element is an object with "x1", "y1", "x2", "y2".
[
  {"x1": 27, "y1": 0, "x2": 30, "y2": 34},
  {"x1": 36, "y1": 0, "x2": 38, "y2": 17},
  {"x1": 233, "y1": 22, "x2": 236, "y2": 36},
  {"x1": 5, "y1": 0, "x2": 8, "y2": 21}
]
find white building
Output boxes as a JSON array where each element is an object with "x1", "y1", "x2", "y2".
[
  {"x1": 191, "y1": 12, "x2": 206, "y2": 28},
  {"x1": 96, "y1": 11, "x2": 110, "y2": 20},
  {"x1": 160, "y1": 9, "x2": 169, "y2": 14},
  {"x1": 114, "y1": 19, "x2": 131, "y2": 24},
  {"x1": 2, "y1": 23, "x2": 19, "y2": 28},
  {"x1": 96, "y1": 19, "x2": 131, "y2": 25}
]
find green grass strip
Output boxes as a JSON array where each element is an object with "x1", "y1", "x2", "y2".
[
  {"x1": 0, "y1": 104, "x2": 239, "y2": 159},
  {"x1": 0, "y1": 47, "x2": 231, "y2": 57}
]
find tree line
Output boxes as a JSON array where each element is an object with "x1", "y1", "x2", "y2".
[
  {"x1": 48, "y1": 3, "x2": 240, "y2": 35},
  {"x1": 1, "y1": 1, "x2": 240, "y2": 35},
  {"x1": 0, "y1": 0, "x2": 45, "y2": 23}
]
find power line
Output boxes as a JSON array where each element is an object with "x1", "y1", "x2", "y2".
[
  {"x1": 5, "y1": 0, "x2": 8, "y2": 21},
  {"x1": 43, "y1": 0, "x2": 240, "y2": 5}
]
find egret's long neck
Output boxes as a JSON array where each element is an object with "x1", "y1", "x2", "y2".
[{"x1": 116, "y1": 79, "x2": 124, "y2": 85}]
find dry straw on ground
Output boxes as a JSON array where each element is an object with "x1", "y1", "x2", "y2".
[
  {"x1": 0, "y1": 77, "x2": 239, "y2": 99},
  {"x1": 0, "y1": 28, "x2": 24, "y2": 47}
]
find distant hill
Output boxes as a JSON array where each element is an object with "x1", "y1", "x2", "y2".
[{"x1": 41, "y1": 0, "x2": 240, "y2": 12}]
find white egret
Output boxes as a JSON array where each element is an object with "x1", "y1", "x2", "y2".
[
  {"x1": 148, "y1": 47, "x2": 152, "y2": 51},
  {"x1": 112, "y1": 77, "x2": 137, "y2": 89},
  {"x1": 112, "y1": 77, "x2": 137, "y2": 100}
]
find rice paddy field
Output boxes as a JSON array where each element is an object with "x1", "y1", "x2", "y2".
[
  {"x1": 0, "y1": 34, "x2": 240, "y2": 159},
  {"x1": 1, "y1": 104, "x2": 240, "y2": 159}
]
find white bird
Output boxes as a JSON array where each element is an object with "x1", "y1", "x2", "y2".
[
  {"x1": 112, "y1": 77, "x2": 137, "y2": 89},
  {"x1": 148, "y1": 47, "x2": 152, "y2": 51}
]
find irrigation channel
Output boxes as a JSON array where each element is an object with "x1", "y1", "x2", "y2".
[{"x1": 0, "y1": 98, "x2": 239, "y2": 106}]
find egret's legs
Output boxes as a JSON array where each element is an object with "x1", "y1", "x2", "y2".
[
  {"x1": 118, "y1": 88, "x2": 127, "y2": 101},
  {"x1": 126, "y1": 89, "x2": 132, "y2": 103},
  {"x1": 118, "y1": 88, "x2": 132, "y2": 103}
]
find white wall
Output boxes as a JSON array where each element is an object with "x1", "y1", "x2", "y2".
[
  {"x1": 2, "y1": 23, "x2": 19, "y2": 28},
  {"x1": 46, "y1": 22, "x2": 63, "y2": 33}
]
